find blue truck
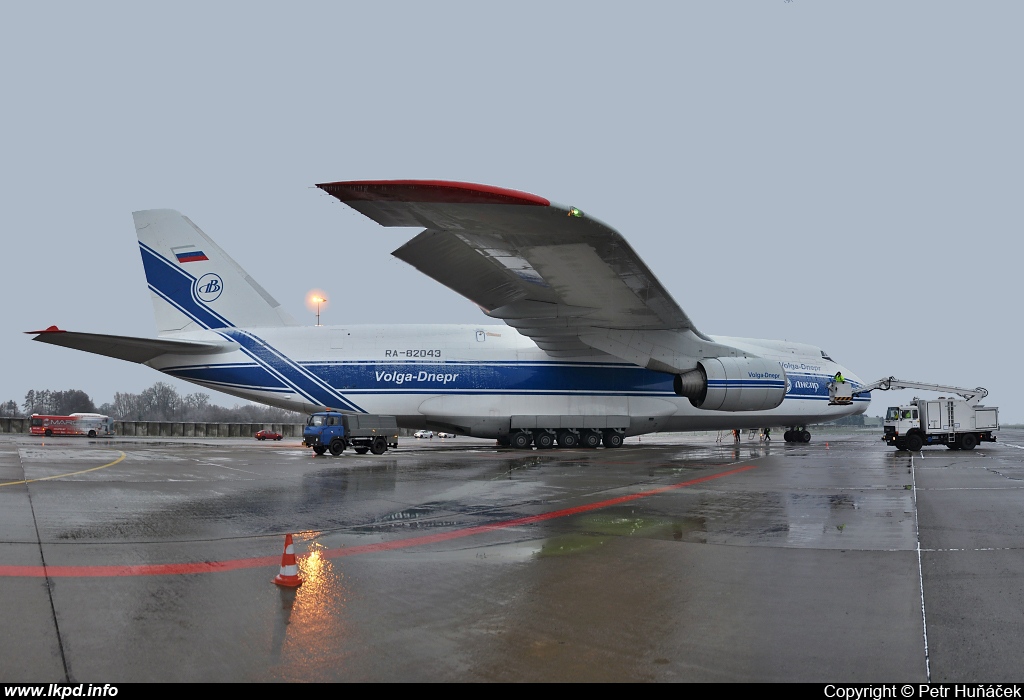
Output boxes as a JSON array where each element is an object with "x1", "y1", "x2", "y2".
[{"x1": 303, "y1": 411, "x2": 399, "y2": 456}]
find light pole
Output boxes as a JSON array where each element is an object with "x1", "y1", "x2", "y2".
[{"x1": 312, "y1": 296, "x2": 326, "y2": 326}]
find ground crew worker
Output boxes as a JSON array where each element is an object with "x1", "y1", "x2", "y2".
[
  {"x1": 834, "y1": 371, "x2": 845, "y2": 383},
  {"x1": 763, "y1": 426, "x2": 771, "y2": 442}
]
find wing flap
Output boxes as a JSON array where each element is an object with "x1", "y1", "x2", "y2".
[
  {"x1": 392, "y1": 229, "x2": 555, "y2": 313},
  {"x1": 28, "y1": 327, "x2": 233, "y2": 364}
]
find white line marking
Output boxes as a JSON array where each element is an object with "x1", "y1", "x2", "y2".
[
  {"x1": 923, "y1": 547, "x2": 1021, "y2": 552},
  {"x1": 193, "y1": 460, "x2": 262, "y2": 476},
  {"x1": 911, "y1": 453, "x2": 931, "y2": 681}
]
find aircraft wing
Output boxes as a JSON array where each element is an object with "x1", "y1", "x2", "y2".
[
  {"x1": 27, "y1": 326, "x2": 233, "y2": 364},
  {"x1": 317, "y1": 180, "x2": 707, "y2": 358}
]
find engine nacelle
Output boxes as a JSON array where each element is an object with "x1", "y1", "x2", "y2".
[{"x1": 673, "y1": 357, "x2": 787, "y2": 412}]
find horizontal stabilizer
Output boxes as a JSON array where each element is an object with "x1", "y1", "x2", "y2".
[{"x1": 27, "y1": 326, "x2": 233, "y2": 364}]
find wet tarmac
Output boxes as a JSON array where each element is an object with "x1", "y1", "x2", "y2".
[{"x1": 2, "y1": 429, "x2": 1023, "y2": 682}]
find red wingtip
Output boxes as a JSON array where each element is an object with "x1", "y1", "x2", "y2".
[
  {"x1": 316, "y1": 180, "x2": 550, "y2": 207},
  {"x1": 26, "y1": 325, "x2": 65, "y2": 334}
]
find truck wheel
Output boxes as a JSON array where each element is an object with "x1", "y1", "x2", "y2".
[
  {"x1": 946, "y1": 442, "x2": 961, "y2": 450},
  {"x1": 533, "y1": 431, "x2": 554, "y2": 449},
  {"x1": 906, "y1": 434, "x2": 924, "y2": 451},
  {"x1": 960, "y1": 434, "x2": 978, "y2": 450},
  {"x1": 556, "y1": 430, "x2": 578, "y2": 448},
  {"x1": 313, "y1": 446, "x2": 327, "y2": 456},
  {"x1": 355, "y1": 447, "x2": 369, "y2": 454},
  {"x1": 371, "y1": 438, "x2": 387, "y2": 455},
  {"x1": 329, "y1": 439, "x2": 345, "y2": 456},
  {"x1": 602, "y1": 431, "x2": 623, "y2": 448},
  {"x1": 894, "y1": 437, "x2": 907, "y2": 451},
  {"x1": 581, "y1": 430, "x2": 601, "y2": 448},
  {"x1": 511, "y1": 431, "x2": 532, "y2": 449}
]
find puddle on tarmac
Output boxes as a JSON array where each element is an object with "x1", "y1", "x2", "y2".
[{"x1": 535, "y1": 511, "x2": 708, "y2": 557}]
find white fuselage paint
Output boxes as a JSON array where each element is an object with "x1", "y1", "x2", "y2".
[{"x1": 148, "y1": 323, "x2": 866, "y2": 438}]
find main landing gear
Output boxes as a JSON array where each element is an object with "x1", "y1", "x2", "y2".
[
  {"x1": 505, "y1": 428, "x2": 624, "y2": 449},
  {"x1": 783, "y1": 427, "x2": 812, "y2": 443}
]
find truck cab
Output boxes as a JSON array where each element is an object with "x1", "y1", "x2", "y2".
[
  {"x1": 883, "y1": 405, "x2": 920, "y2": 443},
  {"x1": 303, "y1": 412, "x2": 346, "y2": 455}
]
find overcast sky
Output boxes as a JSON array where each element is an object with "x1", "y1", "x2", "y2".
[{"x1": 2, "y1": 2, "x2": 1020, "y2": 420}]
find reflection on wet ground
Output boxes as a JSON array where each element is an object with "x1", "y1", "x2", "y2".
[{"x1": 2, "y1": 430, "x2": 1024, "y2": 681}]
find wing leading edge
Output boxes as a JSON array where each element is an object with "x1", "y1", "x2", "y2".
[{"x1": 317, "y1": 180, "x2": 733, "y2": 369}]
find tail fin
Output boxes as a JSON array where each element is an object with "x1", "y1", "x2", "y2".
[{"x1": 134, "y1": 209, "x2": 299, "y2": 335}]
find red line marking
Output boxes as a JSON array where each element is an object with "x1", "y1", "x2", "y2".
[{"x1": 0, "y1": 463, "x2": 758, "y2": 578}]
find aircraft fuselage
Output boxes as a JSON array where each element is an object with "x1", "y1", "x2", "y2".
[{"x1": 149, "y1": 323, "x2": 867, "y2": 438}]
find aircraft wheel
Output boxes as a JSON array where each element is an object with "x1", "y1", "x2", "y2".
[
  {"x1": 800, "y1": 430, "x2": 811, "y2": 443},
  {"x1": 355, "y1": 447, "x2": 369, "y2": 454},
  {"x1": 533, "y1": 431, "x2": 554, "y2": 449},
  {"x1": 510, "y1": 431, "x2": 532, "y2": 449},
  {"x1": 960, "y1": 433, "x2": 978, "y2": 450},
  {"x1": 602, "y1": 431, "x2": 623, "y2": 448},
  {"x1": 581, "y1": 430, "x2": 601, "y2": 448},
  {"x1": 783, "y1": 430, "x2": 794, "y2": 442},
  {"x1": 556, "y1": 430, "x2": 578, "y2": 448},
  {"x1": 906, "y1": 434, "x2": 924, "y2": 452},
  {"x1": 371, "y1": 437, "x2": 387, "y2": 455},
  {"x1": 313, "y1": 446, "x2": 327, "y2": 456},
  {"x1": 329, "y1": 439, "x2": 345, "y2": 456}
]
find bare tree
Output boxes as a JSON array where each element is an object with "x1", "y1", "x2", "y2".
[
  {"x1": 29, "y1": 383, "x2": 303, "y2": 423},
  {"x1": 52, "y1": 390, "x2": 97, "y2": 415}
]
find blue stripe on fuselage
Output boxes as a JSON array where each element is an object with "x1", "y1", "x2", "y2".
[
  {"x1": 219, "y1": 330, "x2": 364, "y2": 411},
  {"x1": 157, "y1": 360, "x2": 855, "y2": 401}
]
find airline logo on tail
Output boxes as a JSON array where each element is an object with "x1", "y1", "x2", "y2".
[{"x1": 195, "y1": 273, "x2": 224, "y2": 302}]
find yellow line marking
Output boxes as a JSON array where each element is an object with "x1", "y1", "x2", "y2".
[{"x1": 0, "y1": 451, "x2": 127, "y2": 487}]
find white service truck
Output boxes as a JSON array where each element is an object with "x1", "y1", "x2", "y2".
[{"x1": 829, "y1": 376, "x2": 998, "y2": 451}]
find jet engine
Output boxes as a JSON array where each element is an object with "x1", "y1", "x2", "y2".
[{"x1": 673, "y1": 357, "x2": 787, "y2": 412}]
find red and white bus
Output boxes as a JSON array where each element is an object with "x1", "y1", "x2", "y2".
[{"x1": 30, "y1": 413, "x2": 115, "y2": 438}]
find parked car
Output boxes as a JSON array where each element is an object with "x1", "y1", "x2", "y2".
[
  {"x1": 255, "y1": 430, "x2": 283, "y2": 441},
  {"x1": 436, "y1": 432, "x2": 456, "y2": 438},
  {"x1": 413, "y1": 430, "x2": 434, "y2": 439}
]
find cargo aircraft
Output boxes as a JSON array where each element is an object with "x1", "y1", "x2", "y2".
[{"x1": 30, "y1": 180, "x2": 866, "y2": 448}]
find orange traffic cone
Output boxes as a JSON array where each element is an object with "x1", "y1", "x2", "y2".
[{"x1": 272, "y1": 534, "x2": 303, "y2": 588}]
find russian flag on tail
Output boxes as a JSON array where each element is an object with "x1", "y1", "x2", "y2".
[{"x1": 172, "y1": 245, "x2": 209, "y2": 263}]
